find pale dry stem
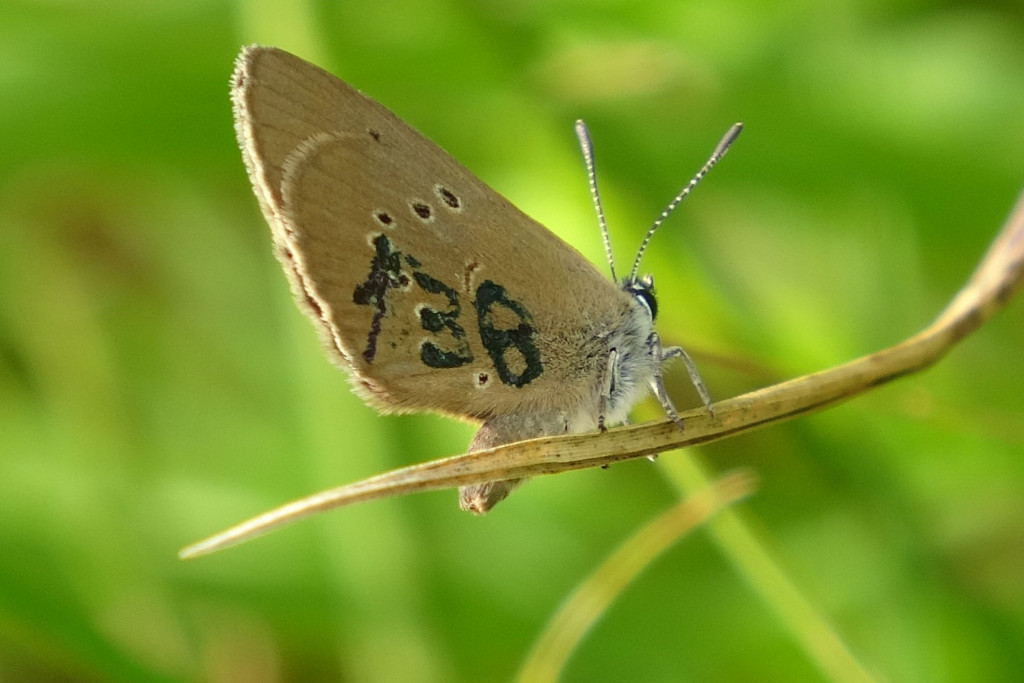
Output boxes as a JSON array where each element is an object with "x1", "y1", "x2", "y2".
[{"x1": 181, "y1": 190, "x2": 1024, "y2": 560}]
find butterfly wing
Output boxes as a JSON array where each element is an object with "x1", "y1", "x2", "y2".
[{"x1": 233, "y1": 46, "x2": 631, "y2": 421}]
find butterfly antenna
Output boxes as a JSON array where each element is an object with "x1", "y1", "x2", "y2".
[
  {"x1": 628, "y1": 122, "x2": 743, "y2": 283},
  {"x1": 575, "y1": 120, "x2": 617, "y2": 282}
]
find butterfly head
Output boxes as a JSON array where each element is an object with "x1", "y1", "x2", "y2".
[{"x1": 622, "y1": 274, "x2": 657, "y2": 320}]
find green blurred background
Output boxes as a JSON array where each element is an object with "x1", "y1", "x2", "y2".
[{"x1": 2, "y1": 1, "x2": 1022, "y2": 681}]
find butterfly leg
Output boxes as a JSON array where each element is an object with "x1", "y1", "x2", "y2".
[
  {"x1": 649, "y1": 333, "x2": 684, "y2": 429},
  {"x1": 639, "y1": 334, "x2": 678, "y2": 463},
  {"x1": 660, "y1": 342, "x2": 715, "y2": 418},
  {"x1": 597, "y1": 348, "x2": 619, "y2": 432}
]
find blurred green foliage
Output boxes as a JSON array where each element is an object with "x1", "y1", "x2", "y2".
[{"x1": 1, "y1": 1, "x2": 1022, "y2": 681}]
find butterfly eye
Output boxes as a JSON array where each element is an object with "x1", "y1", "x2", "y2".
[
  {"x1": 636, "y1": 287, "x2": 658, "y2": 320},
  {"x1": 624, "y1": 277, "x2": 658, "y2": 320}
]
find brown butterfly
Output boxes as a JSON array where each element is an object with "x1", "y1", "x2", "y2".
[{"x1": 232, "y1": 45, "x2": 740, "y2": 513}]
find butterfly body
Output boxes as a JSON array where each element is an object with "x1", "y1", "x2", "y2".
[{"x1": 232, "y1": 46, "x2": 727, "y2": 512}]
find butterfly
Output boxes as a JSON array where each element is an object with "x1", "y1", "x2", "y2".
[{"x1": 232, "y1": 45, "x2": 740, "y2": 512}]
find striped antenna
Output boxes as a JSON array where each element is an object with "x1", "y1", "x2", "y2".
[
  {"x1": 575, "y1": 120, "x2": 617, "y2": 282},
  {"x1": 628, "y1": 122, "x2": 743, "y2": 283}
]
